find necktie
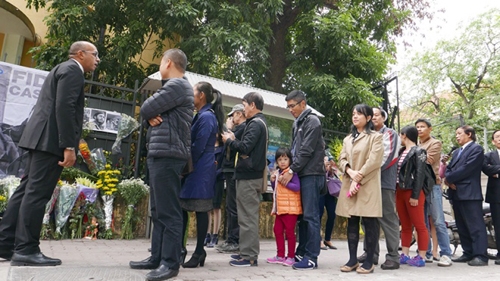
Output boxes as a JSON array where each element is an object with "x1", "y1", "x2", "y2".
[{"x1": 456, "y1": 147, "x2": 463, "y2": 159}]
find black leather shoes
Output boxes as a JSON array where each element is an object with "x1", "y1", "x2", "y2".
[
  {"x1": 146, "y1": 264, "x2": 179, "y2": 281},
  {"x1": 10, "y1": 252, "x2": 62, "y2": 266},
  {"x1": 380, "y1": 260, "x2": 400, "y2": 270},
  {"x1": 452, "y1": 255, "x2": 472, "y2": 263},
  {"x1": 0, "y1": 248, "x2": 13, "y2": 261},
  {"x1": 467, "y1": 257, "x2": 488, "y2": 266},
  {"x1": 129, "y1": 256, "x2": 160, "y2": 269},
  {"x1": 495, "y1": 259, "x2": 500, "y2": 265},
  {"x1": 357, "y1": 252, "x2": 378, "y2": 265}
]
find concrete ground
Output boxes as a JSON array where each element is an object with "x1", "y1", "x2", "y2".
[{"x1": 0, "y1": 238, "x2": 499, "y2": 281}]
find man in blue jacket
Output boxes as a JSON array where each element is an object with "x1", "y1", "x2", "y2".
[
  {"x1": 279, "y1": 90, "x2": 325, "y2": 270},
  {"x1": 129, "y1": 49, "x2": 194, "y2": 280},
  {"x1": 445, "y1": 125, "x2": 488, "y2": 266}
]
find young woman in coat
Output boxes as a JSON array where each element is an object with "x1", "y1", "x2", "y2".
[
  {"x1": 336, "y1": 104, "x2": 383, "y2": 274},
  {"x1": 396, "y1": 126, "x2": 429, "y2": 267},
  {"x1": 180, "y1": 82, "x2": 225, "y2": 268}
]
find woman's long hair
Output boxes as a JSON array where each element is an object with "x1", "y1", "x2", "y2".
[
  {"x1": 350, "y1": 104, "x2": 374, "y2": 137},
  {"x1": 194, "y1": 82, "x2": 225, "y2": 142},
  {"x1": 399, "y1": 125, "x2": 418, "y2": 155}
]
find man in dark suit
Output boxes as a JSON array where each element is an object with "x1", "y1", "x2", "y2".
[
  {"x1": 482, "y1": 129, "x2": 500, "y2": 265},
  {"x1": 0, "y1": 41, "x2": 99, "y2": 266},
  {"x1": 445, "y1": 125, "x2": 488, "y2": 266}
]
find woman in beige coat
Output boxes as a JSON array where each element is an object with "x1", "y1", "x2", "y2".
[{"x1": 336, "y1": 104, "x2": 383, "y2": 274}]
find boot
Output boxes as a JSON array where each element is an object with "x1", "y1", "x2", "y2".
[{"x1": 182, "y1": 250, "x2": 207, "y2": 268}]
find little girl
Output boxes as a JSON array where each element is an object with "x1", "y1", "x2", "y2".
[{"x1": 267, "y1": 147, "x2": 301, "y2": 267}]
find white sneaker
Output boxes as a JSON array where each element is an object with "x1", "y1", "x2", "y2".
[
  {"x1": 425, "y1": 256, "x2": 434, "y2": 263},
  {"x1": 437, "y1": 255, "x2": 453, "y2": 267}
]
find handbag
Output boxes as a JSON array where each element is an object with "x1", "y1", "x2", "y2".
[{"x1": 327, "y1": 175, "x2": 342, "y2": 197}]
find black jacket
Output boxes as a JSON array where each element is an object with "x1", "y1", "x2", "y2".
[
  {"x1": 19, "y1": 59, "x2": 84, "y2": 157},
  {"x1": 221, "y1": 122, "x2": 246, "y2": 172},
  {"x1": 289, "y1": 108, "x2": 325, "y2": 176},
  {"x1": 483, "y1": 150, "x2": 500, "y2": 204},
  {"x1": 227, "y1": 113, "x2": 267, "y2": 180},
  {"x1": 398, "y1": 146, "x2": 427, "y2": 199},
  {"x1": 141, "y1": 77, "x2": 194, "y2": 160}
]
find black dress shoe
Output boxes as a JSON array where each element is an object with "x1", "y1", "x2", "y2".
[
  {"x1": 452, "y1": 255, "x2": 472, "y2": 263},
  {"x1": 129, "y1": 256, "x2": 160, "y2": 269},
  {"x1": 380, "y1": 260, "x2": 400, "y2": 270},
  {"x1": 467, "y1": 257, "x2": 488, "y2": 266},
  {"x1": 10, "y1": 252, "x2": 62, "y2": 266},
  {"x1": 357, "y1": 252, "x2": 378, "y2": 265},
  {"x1": 146, "y1": 264, "x2": 179, "y2": 281},
  {"x1": 495, "y1": 259, "x2": 500, "y2": 265},
  {"x1": 0, "y1": 248, "x2": 13, "y2": 261}
]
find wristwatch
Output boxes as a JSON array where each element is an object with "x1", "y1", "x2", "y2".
[
  {"x1": 66, "y1": 147, "x2": 75, "y2": 151},
  {"x1": 288, "y1": 169, "x2": 294, "y2": 175}
]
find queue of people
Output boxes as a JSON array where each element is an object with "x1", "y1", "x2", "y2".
[{"x1": 1, "y1": 44, "x2": 499, "y2": 281}]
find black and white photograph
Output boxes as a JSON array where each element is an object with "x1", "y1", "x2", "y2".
[
  {"x1": 104, "y1": 113, "x2": 121, "y2": 133},
  {"x1": 89, "y1": 109, "x2": 107, "y2": 131}
]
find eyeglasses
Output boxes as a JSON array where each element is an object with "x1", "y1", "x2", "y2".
[
  {"x1": 82, "y1": 50, "x2": 99, "y2": 58},
  {"x1": 286, "y1": 100, "x2": 303, "y2": 109}
]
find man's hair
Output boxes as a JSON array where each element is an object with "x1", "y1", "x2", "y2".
[
  {"x1": 373, "y1": 106, "x2": 388, "y2": 121},
  {"x1": 415, "y1": 118, "x2": 432, "y2": 128},
  {"x1": 163, "y1": 49, "x2": 188, "y2": 72},
  {"x1": 242, "y1": 92, "x2": 264, "y2": 111},
  {"x1": 458, "y1": 125, "x2": 477, "y2": 142},
  {"x1": 69, "y1": 41, "x2": 92, "y2": 57},
  {"x1": 493, "y1": 129, "x2": 500, "y2": 140},
  {"x1": 285, "y1": 90, "x2": 307, "y2": 103}
]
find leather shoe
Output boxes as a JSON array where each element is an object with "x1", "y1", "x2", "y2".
[
  {"x1": 130, "y1": 256, "x2": 160, "y2": 269},
  {"x1": 146, "y1": 264, "x2": 179, "y2": 281},
  {"x1": 0, "y1": 248, "x2": 13, "y2": 261},
  {"x1": 340, "y1": 262, "x2": 359, "y2": 272},
  {"x1": 495, "y1": 259, "x2": 500, "y2": 265},
  {"x1": 452, "y1": 255, "x2": 472, "y2": 263},
  {"x1": 356, "y1": 252, "x2": 378, "y2": 265},
  {"x1": 467, "y1": 257, "x2": 488, "y2": 266},
  {"x1": 10, "y1": 252, "x2": 61, "y2": 266},
  {"x1": 380, "y1": 260, "x2": 400, "y2": 270}
]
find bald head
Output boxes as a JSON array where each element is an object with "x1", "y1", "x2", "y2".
[
  {"x1": 69, "y1": 41, "x2": 94, "y2": 57},
  {"x1": 162, "y1": 49, "x2": 187, "y2": 73}
]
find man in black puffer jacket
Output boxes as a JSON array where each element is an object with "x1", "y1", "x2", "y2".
[{"x1": 130, "y1": 49, "x2": 194, "y2": 281}]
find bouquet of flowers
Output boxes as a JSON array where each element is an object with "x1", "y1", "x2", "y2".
[
  {"x1": 0, "y1": 175, "x2": 20, "y2": 200},
  {"x1": 96, "y1": 164, "x2": 121, "y2": 239},
  {"x1": 54, "y1": 181, "x2": 79, "y2": 234},
  {"x1": 40, "y1": 181, "x2": 62, "y2": 239},
  {"x1": 111, "y1": 113, "x2": 139, "y2": 154},
  {"x1": 79, "y1": 139, "x2": 97, "y2": 174},
  {"x1": 0, "y1": 187, "x2": 8, "y2": 214},
  {"x1": 118, "y1": 178, "x2": 149, "y2": 239}
]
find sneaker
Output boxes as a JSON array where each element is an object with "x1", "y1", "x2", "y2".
[
  {"x1": 229, "y1": 259, "x2": 258, "y2": 267},
  {"x1": 230, "y1": 254, "x2": 241, "y2": 261},
  {"x1": 292, "y1": 257, "x2": 317, "y2": 270},
  {"x1": 283, "y1": 257, "x2": 294, "y2": 267},
  {"x1": 407, "y1": 255, "x2": 425, "y2": 267},
  {"x1": 267, "y1": 256, "x2": 285, "y2": 264},
  {"x1": 400, "y1": 254, "x2": 410, "y2": 265},
  {"x1": 425, "y1": 256, "x2": 434, "y2": 263},
  {"x1": 217, "y1": 243, "x2": 239, "y2": 253},
  {"x1": 294, "y1": 254, "x2": 303, "y2": 262},
  {"x1": 437, "y1": 255, "x2": 453, "y2": 267}
]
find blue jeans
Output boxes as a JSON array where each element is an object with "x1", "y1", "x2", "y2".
[
  {"x1": 425, "y1": 184, "x2": 452, "y2": 257},
  {"x1": 296, "y1": 175, "x2": 324, "y2": 262}
]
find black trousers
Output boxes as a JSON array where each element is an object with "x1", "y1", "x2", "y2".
[
  {"x1": 148, "y1": 157, "x2": 186, "y2": 269},
  {"x1": 0, "y1": 150, "x2": 62, "y2": 254},
  {"x1": 489, "y1": 202, "x2": 500, "y2": 256},
  {"x1": 453, "y1": 199, "x2": 488, "y2": 261},
  {"x1": 224, "y1": 172, "x2": 239, "y2": 244}
]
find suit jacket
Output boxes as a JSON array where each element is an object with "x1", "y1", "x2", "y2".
[
  {"x1": 18, "y1": 60, "x2": 85, "y2": 157},
  {"x1": 482, "y1": 150, "x2": 500, "y2": 203},
  {"x1": 445, "y1": 142, "x2": 484, "y2": 201}
]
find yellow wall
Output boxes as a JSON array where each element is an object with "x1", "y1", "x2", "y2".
[
  {"x1": 0, "y1": 32, "x2": 5, "y2": 56},
  {"x1": 20, "y1": 38, "x2": 35, "y2": 67},
  {"x1": 10, "y1": 0, "x2": 49, "y2": 43}
]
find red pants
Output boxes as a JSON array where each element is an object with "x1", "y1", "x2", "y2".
[
  {"x1": 396, "y1": 188, "x2": 429, "y2": 251},
  {"x1": 273, "y1": 214, "x2": 298, "y2": 258}
]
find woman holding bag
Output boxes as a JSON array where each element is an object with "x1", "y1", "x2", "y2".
[
  {"x1": 319, "y1": 157, "x2": 340, "y2": 250},
  {"x1": 336, "y1": 104, "x2": 383, "y2": 274}
]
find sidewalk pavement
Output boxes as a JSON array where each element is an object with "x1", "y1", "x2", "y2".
[{"x1": 1, "y1": 238, "x2": 499, "y2": 281}]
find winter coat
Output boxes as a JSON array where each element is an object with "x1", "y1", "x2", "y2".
[
  {"x1": 141, "y1": 77, "x2": 194, "y2": 160},
  {"x1": 336, "y1": 131, "x2": 383, "y2": 218},
  {"x1": 180, "y1": 104, "x2": 218, "y2": 199},
  {"x1": 271, "y1": 168, "x2": 302, "y2": 215},
  {"x1": 289, "y1": 108, "x2": 325, "y2": 176}
]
